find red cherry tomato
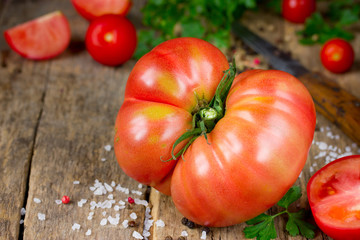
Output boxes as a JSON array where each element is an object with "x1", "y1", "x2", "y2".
[
  {"x1": 282, "y1": 0, "x2": 316, "y2": 23},
  {"x1": 85, "y1": 14, "x2": 137, "y2": 66},
  {"x1": 114, "y1": 37, "x2": 316, "y2": 227},
  {"x1": 3, "y1": 11, "x2": 70, "y2": 60},
  {"x1": 71, "y1": 0, "x2": 132, "y2": 21},
  {"x1": 320, "y1": 38, "x2": 355, "y2": 73},
  {"x1": 307, "y1": 155, "x2": 360, "y2": 240}
]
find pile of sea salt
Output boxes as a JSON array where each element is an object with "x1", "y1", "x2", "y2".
[{"x1": 307, "y1": 126, "x2": 359, "y2": 175}]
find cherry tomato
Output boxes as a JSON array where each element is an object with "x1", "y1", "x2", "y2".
[
  {"x1": 114, "y1": 38, "x2": 316, "y2": 227},
  {"x1": 307, "y1": 155, "x2": 360, "y2": 240},
  {"x1": 320, "y1": 38, "x2": 355, "y2": 73},
  {"x1": 71, "y1": 0, "x2": 132, "y2": 21},
  {"x1": 282, "y1": 0, "x2": 316, "y2": 23},
  {"x1": 85, "y1": 14, "x2": 137, "y2": 66},
  {"x1": 3, "y1": 11, "x2": 70, "y2": 60}
]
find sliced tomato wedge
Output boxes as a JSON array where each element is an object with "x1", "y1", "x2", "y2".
[
  {"x1": 71, "y1": 0, "x2": 132, "y2": 21},
  {"x1": 307, "y1": 155, "x2": 360, "y2": 240},
  {"x1": 4, "y1": 11, "x2": 70, "y2": 60}
]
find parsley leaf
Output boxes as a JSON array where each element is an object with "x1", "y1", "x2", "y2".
[
  {"x1": 287, "y1": 210, "x2": 316, "y2": 238},
  {"x1": 277, "y1": 185, "x2": 301, "y2": 209},
  {"x1": 244, "y1": 214, "x2": 277, "y2": 240},
  {"x1": 243, "y1": 186, "x2": 317, "y2": 240}
]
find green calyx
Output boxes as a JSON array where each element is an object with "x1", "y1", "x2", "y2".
[{"x1": 162, "y1": 61, "x2": 237, "y2": 162}]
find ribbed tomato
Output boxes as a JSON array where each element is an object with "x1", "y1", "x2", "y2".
[
  {"x1": 307, "y1": 155, "x2": 360, "y2": 240},
  {"x1": 114, "y1": 38, "x2": 316, "y2": 227}
]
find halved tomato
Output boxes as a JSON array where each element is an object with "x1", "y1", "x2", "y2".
[
  {"x1": 307, "y1": 155, "x2": 360, "y2": 240},
  {"x1": 4, "y1": 11, "x2": 70, "y2": 60},
  {"x1": 71, "y1": 0, "x2": 132, "y2": 21}
]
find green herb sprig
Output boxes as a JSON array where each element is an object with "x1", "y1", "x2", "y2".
[
  {"x1": 298, "y1": 0, "x2": 359, "y2": 45},
  {"x1": 243, "y1": 186, "x2": 316, "y2": 240},
  {"x1": 134, "y1": 0, "x2": 258, "y2": 59}
]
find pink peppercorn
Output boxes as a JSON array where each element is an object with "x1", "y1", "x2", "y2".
[
  {"x1": 253, "y1": 58, "x2": 261, "y2": 65},
  {"x1": 128, "y1": 197, "x2": 135, "y2": 204},
  {"x1": 62, "y1": 195, "x2": 70, "y2": 204}
]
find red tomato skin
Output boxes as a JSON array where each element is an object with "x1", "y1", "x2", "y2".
[
  {"x1": 71, "y1": 0, "x2": 132, "y2": 21},
  {"x1": 3, "y1": 11, "x2": 70, "y2": 60},
  {"x1": 320, "y1": 38, "x2": 355, "y2": 73},
  {"x1": 85, "y1": 15, "x2": 136, "y2": 66},
  {"x1": 171, "y1": 69, "x2": 316, "y2": 226},
  {"x1": 114, "y1": 38, "x2": 229, "y2": 194},
  {"x1": 282, "y1": 0, "x2": 316, "y2": 23},
  {"x1": 114, "y1": 38, "x2": 316, "y2": 227},
  {"x1": 307, "y1": 155, "x2": 360, "y2": 240}
]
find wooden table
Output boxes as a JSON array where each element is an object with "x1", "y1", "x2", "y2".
[{"x1": 1, "y1": 0, "x2": 359, "y2": 239}]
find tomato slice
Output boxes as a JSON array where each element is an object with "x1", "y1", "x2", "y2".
[
  {"x1": 307, "y1": 155, "x2": 360, "y2": 240},
  {"x1": 4, "y1": 11, "x2": 70, "y2": 60},
  {"x1": 71, "y1": 0, "x2": 132, "y2": 21}
]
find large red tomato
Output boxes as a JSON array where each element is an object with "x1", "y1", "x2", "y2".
[
  {"x1": 114, "y1": 38, "x2": 316, "y2": 227},
  {"x1": 307, "y1": 155, "x2": 360, "y2": 240},
  {"x1": 282, "y1": 0, "x2": 316, "y2": 23}
]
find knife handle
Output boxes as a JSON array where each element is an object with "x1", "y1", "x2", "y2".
[{"x1": 298, "y1": 72, "x2": 360, "y2": 145}]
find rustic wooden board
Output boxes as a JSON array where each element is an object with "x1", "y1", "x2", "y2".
[{"x1": 0, "y1": 0, "x2": 359, "y2": 240}]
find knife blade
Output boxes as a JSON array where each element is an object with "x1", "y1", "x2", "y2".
[{"x1": 232, "y1": 22, "x2": 360, "y2": 146}]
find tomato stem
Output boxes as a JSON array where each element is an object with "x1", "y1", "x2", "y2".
[{"x1": 161, "y1": 61, "x2": 237, "y2": 162}]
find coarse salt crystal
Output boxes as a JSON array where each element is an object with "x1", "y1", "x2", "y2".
[
  {"x1": 108, "y1": 194, "x2": 114, "y2": 200},
  {"x1": 101, "y1": 158, "x2": 107, "y2": 162},
  {"x1": 102, "y1": 211, "x2": 107, "y2": 216},
  {"x1": 181, "y1": 231, "x2": 188, "y2": 237},
  {"x1": 130, "y1": 212, "x2": 137, "y2": 220},
  {"x1": 73, "y1": 181, "x2": 80, "y2": 184},
  {"x1": 55, "y1": 199, "x2": 62, "y2": 205},
  {"x1": 138, "y1": 184, "x2": 143, "y2": 189},
  {"x1": 20, "y1": 208, "x2": 26, "y2": 215},
  {"x1": 72, "y1": 223, "x2": 81, "y2": 230},
  {"x1": 131, "y1": 190, "x2": 142, "y2": 196},
  {"x1": 104, "y1": 145, "x2": 112, "y2": 151},
  {"x1": 104, "y1": 183, "x2": 113, "y2": 192},
  {"x1": 118, "y1": 200, "x2": 125, "y2": 205},
  {"x1": 114, "y1": 205, "x2": 120, "y2": 211},
  {"x1": 111, "y1": 181, "x2": 116, "y2": 187},
  {"x1": 135, "y1": 198, "x2": 148, "y2": 207},
  {"x1": 33, "y1": 198, "x2": 41, "y2": 204},
  {"x1": 345, "y1": 146, "x2": 351, "y2": 152},
  {"x1": 318, "y1": 142, "x2": 327, "y2": 150},
  {"x1": 85, "y1": 229, "x2": 92, "y2": 236},
  {"x1": 100, "y1": 218, "x2": 108, "y2": 226},
  {"x1": 132, "y1": 231, "x2": 144, "y2": 239},
  {"x1": 37, "y1": 213, "x2": 45, "y2": 221},
  {"x1": 155, "y1": 219, "x2": 165, "y2": 227},
  {"x1": 20, "y1": 219, "x2": 24, "y2": 224},
  {"x1": 122, "y1": 220, "x2": 129, "y2": 228},
  {"x1": 108, "y1": 215, "x2": 120, "y2": 225},
  {"x1": 78, "y1": 199, "x2": 87, "y2": 207},
  {"x1": 201, "y1": 230, "x2": 207, "y2": 239}
]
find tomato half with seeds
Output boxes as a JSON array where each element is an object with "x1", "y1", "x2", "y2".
[
  {"x1": 307, "y1": 155, "x2": 360, "y2": 240},
  {"x1": 71, "y1": 0, "x2": 132, "y2": 21},
  {"x1": 4, "y1": 11, "x2": 70, "y2": 60},
  {"x1": 320, "y1": 38, "x2": 355, "y2": 73},
  {"x1": 114, "y1": 37, "x2": 316, "y2": 227}
]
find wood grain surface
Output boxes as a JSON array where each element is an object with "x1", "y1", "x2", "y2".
[{"x1": 0, "y1": 0, "x2": 359, "y2": 240}]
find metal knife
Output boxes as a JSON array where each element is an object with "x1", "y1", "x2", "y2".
[{"x1": 232, "y1": 22, "x2": 360, "y2": 146}]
